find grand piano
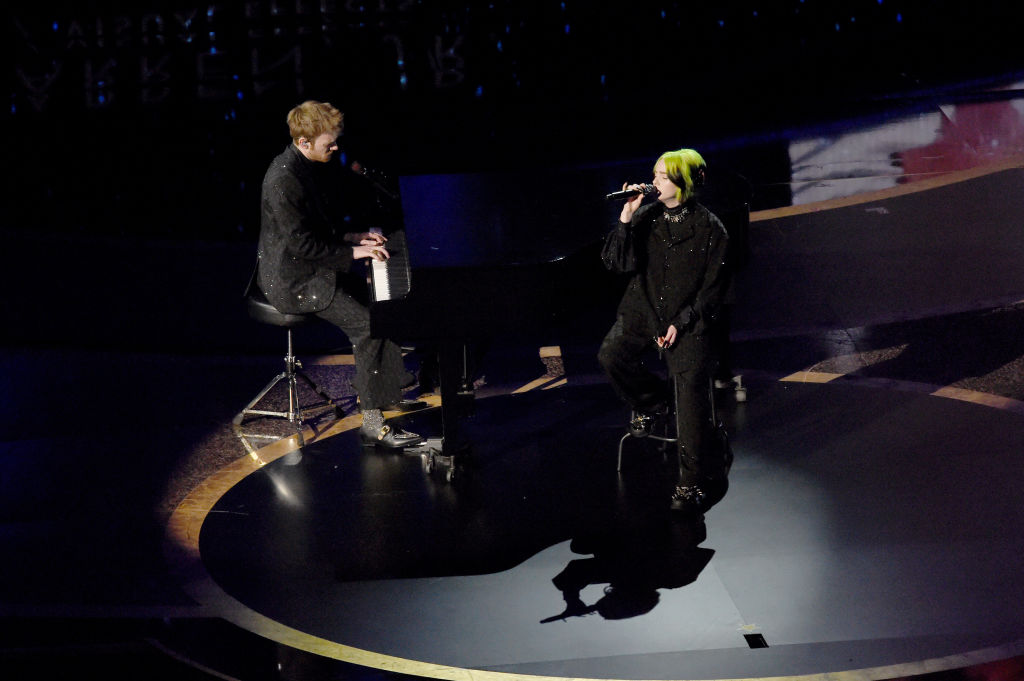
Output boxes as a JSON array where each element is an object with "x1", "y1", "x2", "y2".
[{"x1": 365, "y1": 163, "x2": 750, "y2": 479}]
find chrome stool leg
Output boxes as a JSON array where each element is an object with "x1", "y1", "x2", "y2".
[{"x1": 233, "y1": 328, "x2": 341, "y2": 453}]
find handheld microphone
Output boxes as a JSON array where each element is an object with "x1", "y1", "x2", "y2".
[{"x1": 605, "y1": 183, "x2": 656, "y2": 201}]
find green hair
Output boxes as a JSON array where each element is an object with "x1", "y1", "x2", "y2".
[{"x1": 656, "y1": 148, "x2": 706, "y2": 203}]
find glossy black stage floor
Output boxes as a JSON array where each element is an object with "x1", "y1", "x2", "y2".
[
  {"x1": 186, "y1": 371, "x2": 1024, "y2": 680},
  {"x1": 4, "y1": 90, "x2": 1024, "y2": 681}
]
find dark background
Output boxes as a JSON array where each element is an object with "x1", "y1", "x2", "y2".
[
  {"x1": 5, "y1": 1, "x2": 1024, "y2": 353},
  {"x1": 10, "y1": 0, "x2": 1024, "y2": 240}
]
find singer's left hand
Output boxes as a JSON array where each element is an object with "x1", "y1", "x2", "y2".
[{"x1": 657, "y1": 325, "x2": 678, "y2": 348}]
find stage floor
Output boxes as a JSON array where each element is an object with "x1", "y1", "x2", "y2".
[{"x1": 178, "y1": 369, "x2": 1024, "y2": 681}]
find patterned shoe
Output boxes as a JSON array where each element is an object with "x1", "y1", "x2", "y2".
[{"x1": 360, "y1": 423, "x2": 424, "y2": 449}]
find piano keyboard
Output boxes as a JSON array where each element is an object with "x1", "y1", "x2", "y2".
[{"x1": 369, "y1": 228, "x2": 412, "y2": 302}]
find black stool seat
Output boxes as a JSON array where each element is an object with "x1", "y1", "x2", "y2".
[{"x1": 246, "y1": 294, "x2": 311, "y2": 327}]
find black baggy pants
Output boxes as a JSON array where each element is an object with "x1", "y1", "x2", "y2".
[{"x1": 598, "y1": 317, "x2": 723, "y2": 487}]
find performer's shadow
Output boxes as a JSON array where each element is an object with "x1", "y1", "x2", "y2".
[{"x1": 541, "y1": 514, "x2": 715, "y2": 622}]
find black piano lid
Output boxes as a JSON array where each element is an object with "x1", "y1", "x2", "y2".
[
  {"x1": 396, "y1": 167, "x2": 622, "y2": 269},
  {"x1": 396, "y1": 162, "x2": 751, "y2": 269}
]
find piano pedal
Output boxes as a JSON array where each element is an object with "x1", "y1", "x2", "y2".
[
  {"x1": 384, "y1": 398, "x2": 428, "y2": 413},
  {"x1": 407, "y1": 437, "x2": 444, "y2": 457}
]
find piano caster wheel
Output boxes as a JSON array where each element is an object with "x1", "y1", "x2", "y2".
[
  {"x1": 425, "y1": 454, "x2": 436, "y2": 473},
  {"x1": 446, "y1": 466, "x2": 456, "y2": 483}
]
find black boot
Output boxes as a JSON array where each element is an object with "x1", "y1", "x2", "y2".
[
  {"x1": 669, "y1": 484, "x2": 706, "y2": 517},
  {"x1": 629, "y1": 411, "x2": 656, "y2": 437},
  {"x1": 628, "y1": 400, "x2": 669, "y2": 437}
]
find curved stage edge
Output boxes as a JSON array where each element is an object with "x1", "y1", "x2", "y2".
[{"x1": 165, "y1": 374, "x2": 1024, "y2": 681}]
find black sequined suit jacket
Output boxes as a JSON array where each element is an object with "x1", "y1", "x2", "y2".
[
  {"x1": 257, "y1": 144, "x2": 354, "y2": 314},
  {"x1": 601, "y1": 200, "x2": 731, "y2": 373}
]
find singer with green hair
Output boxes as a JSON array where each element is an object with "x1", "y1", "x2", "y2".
[{"x1": 598, "y1": 148, "x2": 732, "y2": 516}]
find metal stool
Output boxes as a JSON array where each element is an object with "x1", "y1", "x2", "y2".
[
  {"x1": 233, "y1": 282, "x2": 340, "y2": 453},
  {"x1": 617, "y1": 378, "x2": 679, "y2": 472},
  {"x1": 617, "y1": 375, "x2": 726, "y2": 472}
]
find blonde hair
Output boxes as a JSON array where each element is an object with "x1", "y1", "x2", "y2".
[
  {"x1": 656, "y1": 148, "x2": 706, "y2": 203},
  {"x1": 287, "y1": 100, "x2": 343, "y2": 143}
]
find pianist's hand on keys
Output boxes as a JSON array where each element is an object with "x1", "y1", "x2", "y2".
[
  {"x1": 353, "y1": 244, "x2": 389, "y2": 261},
  {"x1": 344, "y1": 231, "x2": 388, "y2": 247}
]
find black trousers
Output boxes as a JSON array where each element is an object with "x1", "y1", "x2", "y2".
[
  {"x1": 598, "y1": 317, "x2": 720, "y2": 487},
  {"x1": 315, "y1": 286, "x2": 404, "y2": 410}
]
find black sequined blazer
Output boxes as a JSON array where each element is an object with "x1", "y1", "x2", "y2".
[
  {"x1": 601, "y1": 200, "x2": 731, "y2": 369},
  {"x1": 257, "y1": 144, "x2": 354, "y2": 314}
]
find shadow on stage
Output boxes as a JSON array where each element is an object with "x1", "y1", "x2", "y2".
[{"x1": 200, "y1": 380, "x2": 727, "y2": 605}]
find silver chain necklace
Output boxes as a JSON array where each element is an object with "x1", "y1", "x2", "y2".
[{"x1": 663, "y1": 206, "x2": 689, "y2": 223}]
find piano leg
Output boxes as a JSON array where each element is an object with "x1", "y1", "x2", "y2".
[
  {"x1": 430, "y1": 340, "x2": 472, "y2": 481},
  {"x1": 407, "y1": 340, "x2": 475, "y2": 481}
]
